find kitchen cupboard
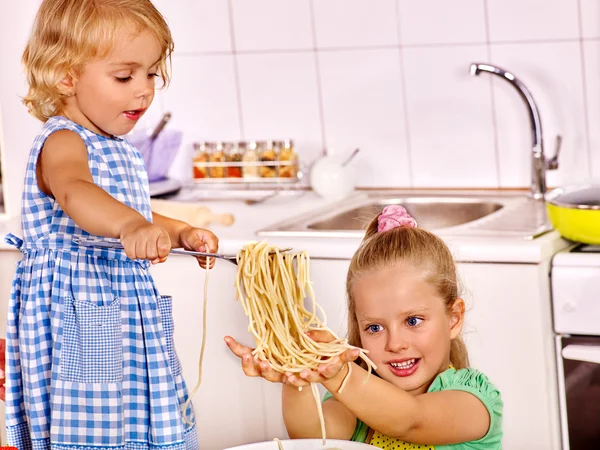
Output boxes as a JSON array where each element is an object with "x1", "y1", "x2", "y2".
[{"x1": 0, "y1": 251, "x2": 561, "y2": 449}]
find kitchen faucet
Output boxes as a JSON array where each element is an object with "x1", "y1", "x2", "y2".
[{"x1": 470, "y1": 63, "x2": 560, "y2": 200}]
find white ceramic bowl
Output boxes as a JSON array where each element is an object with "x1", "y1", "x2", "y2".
[
  {"x1": 309, "y1": 155, "x2": 357, "y2": 201},
  {"x1": 223, "y1": 439, "x2": 375, "y2": 450}
]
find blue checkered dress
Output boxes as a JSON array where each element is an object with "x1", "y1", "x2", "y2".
[{"x1": 5, "y1": 116, "x2": 198, "y2": 449}]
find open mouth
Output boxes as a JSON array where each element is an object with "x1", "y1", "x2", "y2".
[
  {"x1": 388, "y1": 358, "x2": 421, "y2": 377},
  {"x1": 123, "y1": 108, "x2": 146, "y2": 120}
]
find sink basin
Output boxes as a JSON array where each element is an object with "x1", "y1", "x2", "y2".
[
  {"x1": 308, "y1": 198, "x2": 503, "y2": 231},
  {"x1": 257, "y1": 190, "x2": 553, "y2": 239}
]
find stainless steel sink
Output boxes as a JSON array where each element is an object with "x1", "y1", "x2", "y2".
[
  {"x1": 258, "y1": 190, "x2": 553, "y2": 239},
  {"x1": 308, "y1": 198, "x2": 503, "y2": 231}
]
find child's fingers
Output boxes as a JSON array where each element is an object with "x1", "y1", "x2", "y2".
[
  {"x1": 258, "y1": 360, "x2": 284, "y2": 383},
  {"x1": 297, "y1": 368, "x2": 326, "y2": 384},
  {"x1": 224, "y1": 336, "x2": 254, "y2": 358},
  {"x1": 196, "y1": 256, "x2": 216, "y2": 269},
  {"x1": 306, "y1": 329, "x2": 336, "y2": 343},
  {"x1": 317, "y1": 356, "x2": 349, "y2": 379},
  {"x1": 157, "y1": 232, "x2": 171, "y2": 259},
  {"x1": 285, "y1": 373, "x2": 311, "y2": 387},
  {"x1": 241, "y1": 354, "x2": 261, "y2": 377},
  {"x1": 340, "y1": 348, "x2": 360, "y2": 364}
]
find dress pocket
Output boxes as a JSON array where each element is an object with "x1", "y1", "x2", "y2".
[
  {"x1": 61, "y1": 296, "x2": 123, "y2": 383},
  {"x1": 157, "y1": 295, "x2": 183, "y2": 376}
]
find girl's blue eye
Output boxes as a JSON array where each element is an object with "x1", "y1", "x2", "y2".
[
  {"x1": 115, "y1": 76, "x2": 131, "y2": 83},
  {"x1": 366, "y1": 324, "x2": 383, "y2": 334},
  {"x1": 148, "y1": 73, "x2": 159, "y2": 79},
  {"x1": 406, "y1": 316, "x2": 423, "y2": 327}
]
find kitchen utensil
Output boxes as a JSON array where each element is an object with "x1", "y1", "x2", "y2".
[
  {"x1": 149, "y1": 199, "x2": 235, "y2": 227},
  {"x1": 128, "y1": 112, "x2": 182, "y2": 182},
  {"x1": 72, "y1": 238, "x2": 291, "y2": 266},
  {"x1": 341, "y1": 148, "x2": 360, "y2": 167},
  {"x1": 310, "y1": 152, "x2": 357, "y2": 201},
  {"x1": 545, "y1": 184, "x2": 600, "y2": 244},
  {"x1": 223, "y1": 439, "x2": 375, "y2": 450}
]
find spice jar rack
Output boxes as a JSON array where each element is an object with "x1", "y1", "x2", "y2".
[{"x1": 192, "y1": 139, "x2": 302, "y2": 184}]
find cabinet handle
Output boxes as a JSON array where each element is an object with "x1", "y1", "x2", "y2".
[{"x1": 562, "y1": 345, "x2": 600, "y2": 364}]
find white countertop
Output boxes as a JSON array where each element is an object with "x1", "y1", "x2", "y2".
[{"x1": 0, "y1": 190, "x2": 570, "y2": 264}]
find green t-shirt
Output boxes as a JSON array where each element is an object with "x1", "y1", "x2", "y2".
[{"x1": 322, "y1": 367, "x2": 503, "y2": 449}]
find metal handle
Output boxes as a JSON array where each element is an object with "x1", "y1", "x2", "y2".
[
  {"x1": 562, "y1": 344, "x2": 600, "y2": 364},
  {"x1": 546, "y1": 134, "x2": 561, "y2": 171}
]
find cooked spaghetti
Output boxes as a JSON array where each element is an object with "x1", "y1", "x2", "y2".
[{"x1": 236, "y1": 241, "x2": 377, "y2": 445}]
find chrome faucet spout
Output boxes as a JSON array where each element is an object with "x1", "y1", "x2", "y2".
[{"x1": 469, "y1": 63, "x2": 558, "y2": 199}]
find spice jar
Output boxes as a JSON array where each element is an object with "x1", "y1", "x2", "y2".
[
  {"x1": 226, "y1": 142, "x2": 243, "y2": 178},
  {"x1": 242, "y1": 141, "x2": 260, "y2": 178},
  {"x1": 192, "y1": 142, "x2": 208, "y2": 179},
  {"x1": 258, "y1": 140, "x2": 278, "y2": 178},
  {"x1": 278, "y1": 139, "x2": 298, "y2": 178},
  {"x1": 208, "y1": 142, "x2": 226, "y2": 178}
]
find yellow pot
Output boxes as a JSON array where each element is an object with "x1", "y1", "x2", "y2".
[{"x1": 545, "y1": 185, "x2": 600, "y2": 244}]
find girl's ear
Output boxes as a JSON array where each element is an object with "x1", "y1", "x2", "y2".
[
  {"x1": 56, "y1": 73, "x2": 76, "y2": 97},
  {"x1": 449, "y1": 298, "x2": 465, "y2": 339}
]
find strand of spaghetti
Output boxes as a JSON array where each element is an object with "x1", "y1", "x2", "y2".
[
  {"x1": 235, "y1": 242, "x2": 378, "y2": 445},
  {"x1": 182, "y1": 258, "x2": 211, "y2": 426},
  {"x1": 311, "y1": 382, "x2": 326, "y2": 445}
]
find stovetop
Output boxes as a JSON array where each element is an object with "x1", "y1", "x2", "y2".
[{"x1": 572, "y1": 244, "x2": 600, "y2": 253}]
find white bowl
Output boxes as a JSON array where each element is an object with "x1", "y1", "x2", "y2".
[{"x1": 223, "y1": 439, "x2": 375, "y2": 450}]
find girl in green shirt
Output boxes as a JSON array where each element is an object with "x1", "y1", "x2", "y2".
[{"x1": 226, "y1": 205, "x2": 503, "y2": 449}]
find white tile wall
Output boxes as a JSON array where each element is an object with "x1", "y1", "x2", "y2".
[
  {"x1": 230, "y1": 0, "x2": 313, "y2": 51},
  {"x1": 152, "y1": 0, "x2": 232, "y2": 53},
  {"x1": 1, "y1": 1, "x2": 598, "y2": 208},
  {"x1": 486, "y1": 0, "x2": 580, "y2": 42},
  {"x1": 403, "y1": 45, "x2": 497, "y2": 187},
  {"x1": 489, "y1": 42, "x2": 589, "y2": 187},
  {"x1": 580, "y1": 0, "x2": 600, "y2": 39},
  {"x1": 583, "y1": 41, "x2": 600, "y2": 180},
  {"x1": 236, "y1": 52, "x2": 323, "y2": 162},
  {"x1": 318, "y1": 49, "x2": 410, "y2": 186},
  {"x1": 397, "y1": 0, "x2": 487, "y2": 45},
  {"x1": 312, "y1": 0, "x2": 399, "y2": 49}
]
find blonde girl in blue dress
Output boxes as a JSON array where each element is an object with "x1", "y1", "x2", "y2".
[
  {"x1": 226, "y1": 206, "x2": 503, "y2": 449},
  {"x1": 4, "y1": 1, "x2": 217, "y2": 448}
]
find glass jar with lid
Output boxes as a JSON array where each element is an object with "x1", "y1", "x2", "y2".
[
  {"x1": 226, "y1": 142, "x2": 243, "y2": 178},
  {"x1": 278, "y1": 139, "x2": 298, "y2": 178},
  {"x1": 208, "y1": 142, "x2": 226, "y2": 178},
  {"x1": 258, "y1": 140, "x2": 278, "y2": 178},
  {"x1": 192, "y1": 142, "x2": 209, "y2": 179},
  {"x1": 242, "y1": 141, "x2": 260, "y2": 178}
]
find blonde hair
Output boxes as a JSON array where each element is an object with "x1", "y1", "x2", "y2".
[
  {"x1": 346, "y1": 214, "x2": 470, "y2": 370},
  {"x1": 22, "y1": 0, "x2": 174, "y2": 121}
]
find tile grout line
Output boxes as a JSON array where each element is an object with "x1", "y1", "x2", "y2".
[
  {"x1": 576, "y1": 0, "x2": 593, "y2": 180},
  {"x1": 227, "y1": 0, "x2": 245, "y2": 140},
  {"x1": 483, "y1": 0, "x2": 502, "y2": 189},
  {"x1": 394, "y1": 0, "x2": 414, "y2": 187},
  {"x1": 309, "y1": 0, "x2": 328, "y2": 152},
  {"x1": 173, "y1": 37, "x2": 600, "y2": 59}
]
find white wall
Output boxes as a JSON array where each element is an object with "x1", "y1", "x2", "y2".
[{"x1": 1, "y1": 0, "x2": 599, "y2": 215}]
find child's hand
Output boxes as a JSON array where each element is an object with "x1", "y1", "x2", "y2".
[
  {"x1": 284, "y1": 330, "x2": 360, "y2": 388},
  {"x1": 178, "y1": 226, "x2": 219, "y2": 269},
  {"x1": 120, "y1": 218, "x2": 171, "y2": 264},
  {"x1": 224, "y1": 336, "x2": 284, "y2": 383}
]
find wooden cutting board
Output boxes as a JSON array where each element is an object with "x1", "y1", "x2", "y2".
[{"x1": 150, "y1": 199, "x2": 235, "y2": 228}]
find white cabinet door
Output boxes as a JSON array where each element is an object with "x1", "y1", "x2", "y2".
[
  {"x1": 458, "y1": 262, "x2": 560, "y2": 450},
  {"x1": 151, "y1": 256, "x2": 268, "y2": 449}
]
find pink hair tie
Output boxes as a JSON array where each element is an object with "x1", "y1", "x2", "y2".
[{"x1": 377, "y1": 205, "x2": 417, "y2": 233}]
